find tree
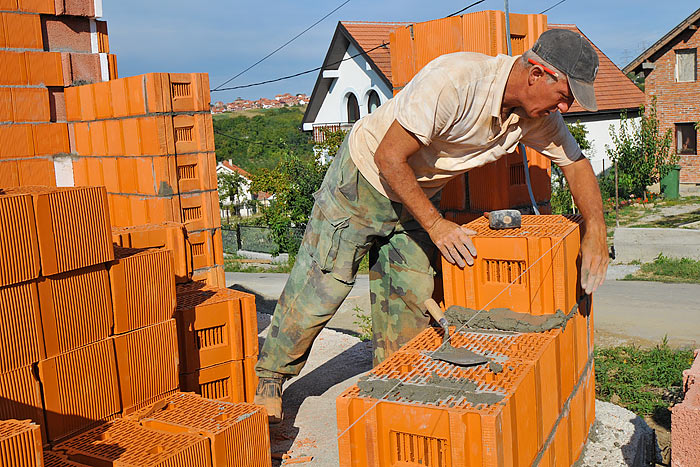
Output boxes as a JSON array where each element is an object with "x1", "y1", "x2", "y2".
[
  {"x1": 218, "y1": 171, "x2": 248, "y2": 221},
  {"x1": 605, "y1": 98, "x2": 676, "y2": 198},
  {"x1": 627, "y1": 71, "x2": 645, "y2": 92},
  {"x1": 315, "y1": 127, "x2": 348, "y2": 161},
  {"x1": 551, "y1": 120, "x2": 592, "y2": 214}
]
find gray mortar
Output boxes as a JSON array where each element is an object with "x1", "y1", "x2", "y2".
[
  {"x1": 357, "y1": 374, "x2": 504, "y2": 406},
  {"x1": 444, "y1": 302, "x2": 582, "y2": 333}
]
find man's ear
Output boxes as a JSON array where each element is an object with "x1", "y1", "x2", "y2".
[{"x1": 528, "y1": 65, "x2": 545, "y2": 85}]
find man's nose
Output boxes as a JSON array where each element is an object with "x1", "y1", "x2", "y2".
[{"x1": 557, "y1": 99, "x2": 572, "y2": 113}]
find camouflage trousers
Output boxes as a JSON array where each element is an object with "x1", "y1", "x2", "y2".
[{"x1": 255, "y1": 136, "x2": 439, "y2": 379}]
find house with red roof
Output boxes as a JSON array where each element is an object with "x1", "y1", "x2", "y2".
[
  {"x1": 303, "y1": 16, "x2": 645, "y2": 175},
  {"x1": 216, "y1": 160, "x2": 272, "y2": 218},
  {"x1": 624, "y1": 7, "x2": 700, "y2": 189}
]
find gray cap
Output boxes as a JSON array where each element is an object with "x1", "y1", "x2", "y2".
[{"x1": 532, "y1": 29, "x2": 599, "y2": 112}]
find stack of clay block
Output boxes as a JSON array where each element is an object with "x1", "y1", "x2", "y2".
[
  {"x1": 175, "y1": 282, "x2": 260, "y2": 404},
  {"x1": 0, "y1": 185, "x2": 181, "y2": 444},
  {"x1": 672, "y1": 349, "x2": 700, "y2": 466},
  {"x1": 0, "y1": 419, "x2": 43, "y2": 466},
  {"x1": 65, "y1": 72, "x2": 225, "y2": 287},
  {"x1": 337, "y1": 215, "x2": 595, "y2": 466},
  {"x1": 0, "y1": 0, "x2": 117, "y2": 188}
]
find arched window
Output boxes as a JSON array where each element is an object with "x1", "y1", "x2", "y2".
[
  {"x1": 367, "y1": 90, "x2": 381, "y2": 113},
  {"x1": 346, "y1": 93, "x2": 360, "y2": 123}
]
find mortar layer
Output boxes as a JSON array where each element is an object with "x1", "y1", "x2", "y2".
[
  {"x1": 444, "y1": 301, "x2": 582, "y2": 333},
  {"x1": 357, "y1": 374, "x2": 504, "y2": 406}
]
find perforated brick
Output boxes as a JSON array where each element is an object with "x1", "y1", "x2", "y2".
[
  {"x1": 0, "y1": 365, "x2": 44, "y2": 439},
  {"x1": 0, "y1": 193, "x2": 40, "y2": 287},
  {"x1": 180, "y1": 360, "x2": 246, "y2": 403},
  {"x1": 0, "y1": 281, "x2": 43, "y2": 373},
  {"x1": 0, "y1": 419, "x2": 42, "y2": 467}
]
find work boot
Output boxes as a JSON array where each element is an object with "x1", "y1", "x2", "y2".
[{"x1": 254, "y1": 376, "x2": 284, "y2": 424}]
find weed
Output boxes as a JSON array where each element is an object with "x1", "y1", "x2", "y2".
[
  {"x1": 594, "y1": 339, "x2": 694, "y2": 416},
  {"x1": 353, "y1": 305, "x2": 372, "y2": 342},
  {"x1": 622, "y1": 254, "x2": 700, "y2": 284}
]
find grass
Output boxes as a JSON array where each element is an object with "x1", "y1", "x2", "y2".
[
  {"x1": 603, "y1": 194, "x2": 700, "y2": 238},
  {"x1": 622, "y1": 254, "x2": 700, "y2": 284},
  {"x1": 223, "y1": 250, "x2": 371, "y2": 274},
  {"x1": 631, "y1": 208, "x2": 700, "y2": 228},
  {"x1": 594, "y1": 339, "x2": 694, "y2": 417}
]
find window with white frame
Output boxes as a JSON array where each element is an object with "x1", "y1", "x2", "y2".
[
  {"x1": 675, "y1": 49, "x2": 696, "y2": 82},
  {"x1": 676, "y1": 123, "x2": 697, "y2": 154},
  {"x1": 367, "y1": 90, "x2": 381, "y2": 114}
]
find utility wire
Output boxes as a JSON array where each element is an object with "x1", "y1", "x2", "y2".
[
  {"x1": 212, "y1": 0, "x2": 351, "y2": 91},
  {"x1": 211, "y1": 41, "x2": 388, "y2": 92},
  {"x1": 446, "y1": 0, "x2": 486, "y2": 18},
  {"x1": 540, "y1": 0, "x2": 568, "y2": 14},
  {"x1": 214, "y1": 129, "x2": 290, "y2": 150}
]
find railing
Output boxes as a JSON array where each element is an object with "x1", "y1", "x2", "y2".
[
  {"x1": 312, "y1": 123, "x2": 354, "y2": 143},
  {"x1": 221, "y1": 224, "x2": 305, "y2": 255}
]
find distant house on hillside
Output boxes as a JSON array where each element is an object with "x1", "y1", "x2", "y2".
[
  {"x1": 303, "y1": 17, "x2": 645, "y2": 175},
  {"x1": 216, "y1": 160, "x2": 272, "y2": 218},
  {"x1": 624, "y1": 7, "x2": 700, "y2": 191}
]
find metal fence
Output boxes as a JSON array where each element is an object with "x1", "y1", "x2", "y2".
[{"x1": 221, "y1": 224, "x2": 305, "y2": 255}]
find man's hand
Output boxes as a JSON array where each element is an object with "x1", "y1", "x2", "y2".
[
  {"x1": 580, "y1": 223, "x2": 609, "y2": 294},
  {"x1": 427, "y1": 218, "x2": 477, "y2": 268}
]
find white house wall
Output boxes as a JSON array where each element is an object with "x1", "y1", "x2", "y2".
[
  {"x1": 313, "y1": 42, "x2": 393, "y2": 125},
  {"x1": 562, "y1": 114, "x2": 640, "y2": 176}
]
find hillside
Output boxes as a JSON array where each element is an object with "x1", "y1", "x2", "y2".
[{"x1": 213, "y1": 106, "x2": 315, "y2": 172}]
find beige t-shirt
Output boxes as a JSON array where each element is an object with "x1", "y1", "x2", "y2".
[{"x1": 348, "y1": 52, "x2": 582, "y2": 201}]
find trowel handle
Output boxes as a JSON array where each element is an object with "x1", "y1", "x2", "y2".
[{"x1": 424, "y1": 299, "x2": 448, "y2": 329}]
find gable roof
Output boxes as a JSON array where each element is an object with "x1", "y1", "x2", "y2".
[
  {"x1": 218, "y1": 160, "x2": 252, "y2": 179},
  {"x1": 549, "y1": 24, "x2": 645, "y2": 114},
  {"x1": 623, "y1": 7, "x2": 700, "y2": 75},
  {"x1": 302, "y1": 21, "x2": 409, "y2": 126}
]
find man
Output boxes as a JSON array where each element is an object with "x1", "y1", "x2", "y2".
[{"x1": 255, "y1": 28, "x2": 610, "y2": 422}]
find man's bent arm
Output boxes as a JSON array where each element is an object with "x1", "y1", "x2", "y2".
[
  {"x1": 374, "y1": 120, "x2": 477, "y2": 267},
  {"x1": 560, "y1": 156, "x2": 609, "y2": 294}
]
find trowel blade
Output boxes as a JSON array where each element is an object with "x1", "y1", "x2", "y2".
[{"x1": 430, "y1": 346, "x2": 489, "y2": 367}]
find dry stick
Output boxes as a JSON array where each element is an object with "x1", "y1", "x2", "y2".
[{"x1": 334, "y1": 234, "x2": 569, "y2": 442}]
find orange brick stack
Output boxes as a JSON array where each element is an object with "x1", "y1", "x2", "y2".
[
  {"x1": 338, "y1": 215, "x2": 595, "y2": 466},
  {"x1": 175, "y1": 283, "x2": 260, "y2": 404},
  {"x1": 0, "y1": 419, "x2": 43, "y2": 466},
  {"x1": 64, "y1": 72, "x2": 225, "y2": 287},
  {"x1": 0, "y1": 0, "x2": 116, "y2": 188}
]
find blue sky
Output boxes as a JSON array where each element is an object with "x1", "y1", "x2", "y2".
[{"x1": 105, "y1": 1, "x2": 699, "y2": 102}]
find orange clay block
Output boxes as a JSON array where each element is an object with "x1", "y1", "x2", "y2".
[
  {"x1": 39, "y1": 339, "x2": 121, "y2": 442},
  {"x1": 4, "y1": 186, "x2": 113, "y2": 276},
  {"x1": 175, "y1": 280, "x2": 210, "y2": 296},
  {"x1": 32, "y1": 122, "x2": 69, "y2": 156},
  {"x1": 179, "y1": 190, "x2": 218, "y2": 233},
  {"x1": 0, "y1": 192, "x2": 40, "y2": 287},
  {"x1": 439, "y1": 173, "x2": 467, "y2": 210},
  {"x1": 187, "y1": 229, "x2": 215, "y2": 271},
  {"x1": 111, "y1": 222, "x2": 191, "y2": 282},
  {"x1": 17, "y1": 158, "x2": 55, "y2": 186},
  {"x1": 1, "y1": 12, "x2": 42, "y2": 49},
  {"x1": 112, "y1": 319, "x2": 179, "y2": 414},
  {"x1": 105, "y1": 193, "x2": 180, "y2": 229},
  {"x1": 0, "y1": 282, "x2": 44, "y2": 373},
  {"x1": 43, "y1": 451, "x2": 90, "y2": 467},
  {"x1": 336, "y1": 326, "x2": 595, "y2": 467},
  {"x1": 176, "y1": 152, "x2": 217, "y2": 193},
  {"x1": 10, "y1": 87, "x2": 50, "y2": 122},
  {"x1": 191, "y1": 264, "x2": 226, "y2": 289},
  {"x1": 109, "y1": 247, "x2": 176, "y2": 334},
  {"x1": 0, "y1": 365, "x2": 45, "y2": 439},
  {"x1": 24, "y1": 51, "x2": 63, "y2": 86},
  {"x1": 180, "y1": 359, "x2": 246, "y2": 403},
  {"x1": 175, "y1": 287, "x2": 258, "y2": 373},
  {"x1": 37, "y1": 265, "x2": 112, "y2": 358},
  {"x1": 243, "y1": 355, "x2": 258, "y2": 403},
  {"x1": 133, "y1": 392, "x2": 271, "y2": 467},
  {"x1": 172, "y1": 114, "x2": 214, "y2": 154},
  {"x1": 0, "y1": 123, "x2": 34, "y2": 157},
  {"x1": 0, "y1": 419, "x2": 42, "y2": 467},
  {"x1": 442, "y1": 215, "x2": 583, "y2": 316},
  {"x1": 54, "y1": 418, "x2": 212, "y2": 467}
]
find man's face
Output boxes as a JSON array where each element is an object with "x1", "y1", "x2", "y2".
[{"x1": 523, "y1": 66, "x2": 575, "y2": 118}]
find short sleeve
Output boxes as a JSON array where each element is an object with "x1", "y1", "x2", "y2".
[
  {"x1": 393, "y1": 68, "x2": 460, "y2": 147},
  {"x1": 521, "y1": 112, "x2": 582, "y2": 167}
]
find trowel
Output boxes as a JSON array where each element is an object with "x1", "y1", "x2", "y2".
[{"x1": 423, "y1": 298, "x2": 490, "y2": 367}]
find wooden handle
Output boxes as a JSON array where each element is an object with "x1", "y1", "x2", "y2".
[{"x1": 423, "y1": 298, "x2": 446, "y2": 322}]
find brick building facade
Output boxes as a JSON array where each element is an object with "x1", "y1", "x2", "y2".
[{"x1": 625, "y1": 7, "x2": 700, "y2": 187}]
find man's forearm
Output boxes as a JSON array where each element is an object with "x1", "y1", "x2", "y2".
[{"x1": 560, "y1": 157, "x2": 605, "y2": 232}]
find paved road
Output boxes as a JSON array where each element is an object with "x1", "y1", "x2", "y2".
[{"x1": 226, "y1": 267, "x2": 700, "y2": 348}]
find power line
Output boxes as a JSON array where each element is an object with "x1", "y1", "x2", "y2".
[
  {"x1": 213, "y1": 129, "x2": 289, "y2": 150},
  {"x1": 212, "y1": 0, "x2": 351, "y2": 91},
  {"x1": 540, "y1": 0, "x2": 568, "y2": 14},
  {"x1": 446, "y1": 0, "x2": 486, "y2": 18},
  {"x1": 211, "y1": 41, "x2": 388, "y2": 92}
]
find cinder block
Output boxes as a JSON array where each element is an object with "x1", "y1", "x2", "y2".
[
  {"x1": 0, "y1": 123, "x2": 34, "y2": 157},
  {"x1": 0, "y1": 365, "x2": 45, "y2": 440},
  {"x1": 0, "y1": 419, "x2": 43, "y2": 467},
  {"x1": 0, "y1": 282, "x2": 44, "y2": 373},
  {"x1": 176, "y1": 152, "x2": 217, "y2": 193},
  {"x1": 0, "y1": 192, "x2": 40, "y2": 287},
  {"x1": 109, "y1": 246, "x2": 176, "y2": 334},
  {"x1": 18, "y1": 0, "x2": 54, "y2": 13},
  {"x1": 180, "y1": 359, "x2": 246, "y2": 403},
  {"x1": 32, "y1": 122, "x2": 69, "y2": 155},
  {"x1": 39, "y1": 338, "x2": 121, "y2": 442},
  {"x1": 5, "y1": 186, "x2": 113, "y2": 275},
  {"x1": 11, "y1": 87, "x2": 50, "y2": 122},
  {"x1": 2, "y1": 11, "x2": 42, "y2": 49},
  {"x1": 0, "y1": 51, "x2": 28, "y2": 84},
  {"x1": 41, "y1": 14, "x2": 92, "y2": 53},
  {"x1": 37, "y1": 264, "x2": 112, "y2": 358},
  {"x1": 54, "y1": 419, "x2": 212, "y2": 466},
  {"x1": 111, "y1": 222, "x2": 190, "y2": 282},
  {"x1": 25, "y1": 51, "x2": 63, "y2": 86},
  {"x1": 441, "y1": 215, "x2": 582, "y2": 316},
  {"x1": 134, "y1": 392, "x2": 271, "y2": 467},
  {"x1": 112, "y1": 319, "x2": 179, "y2": 414}
]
